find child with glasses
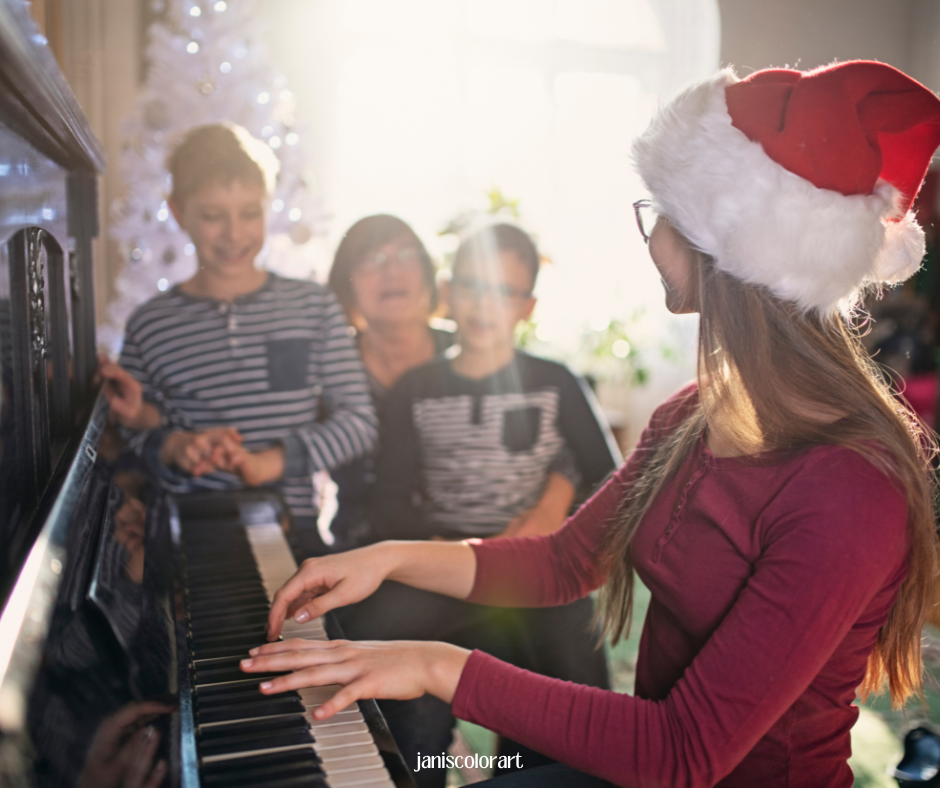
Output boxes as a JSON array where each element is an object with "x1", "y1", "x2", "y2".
[
  {"x1": 339, "y1": 222, "x2": 621, "y2": 783},
  {"x1": 373, "y1": 223, "x2": 620, "y2": 543}
]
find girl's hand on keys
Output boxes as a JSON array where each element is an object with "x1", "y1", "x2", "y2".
[
  {"x1": 240, "y1": 639, "x2": 471, "y2": 718},
  {"x1": 265, "y1": 544, "x2": 396, "y2": 641}
]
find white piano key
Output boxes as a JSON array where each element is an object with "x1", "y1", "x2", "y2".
[{"x1": 240, "y1": 522, "x2": 397, "y2": 788}]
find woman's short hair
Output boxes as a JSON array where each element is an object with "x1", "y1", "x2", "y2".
[
  {"x1": 453, "y1": 223, "x2": 540, "y2": 289},
  {"x1": 167, "y1": 123, "x2": 280, "y2": 206},
  {"x1": 329, "y1": 214, "x2": 438, "y2": 313}
]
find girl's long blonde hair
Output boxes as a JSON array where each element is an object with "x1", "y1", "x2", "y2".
[{"x1": 597, "y1": 254, "x2": 940, "y2": 707}]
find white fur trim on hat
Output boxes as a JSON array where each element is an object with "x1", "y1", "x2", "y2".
[{"x1": 632, "y1": 69, "x2": 926, "y2": 315}]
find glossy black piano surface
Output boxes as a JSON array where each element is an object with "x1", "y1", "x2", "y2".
[{"x1": 0, "y1": 3, "x2": 414, "y2": 785}]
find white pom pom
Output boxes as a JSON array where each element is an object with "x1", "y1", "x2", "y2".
[{"x1": 871, "y1": 211, "x2": 925, "y2": 284}]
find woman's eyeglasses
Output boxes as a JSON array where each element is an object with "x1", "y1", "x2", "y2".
[
  {"x1": 633, "y1": 199, "x2": 657, "y2": 244},
  {"x1": 355, "y1": 246, "x2": 422, "y2": 275},
  {"x1": 452, "y1": 277, "x2": 532, "y2": 302}
]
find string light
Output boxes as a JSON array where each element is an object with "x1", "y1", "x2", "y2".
[
  {"x1": 289, "y1": 207, "x2": 302, "y2": 221},
  {"x1": 186, "y1": 41, "x2": 200, "y2": 54},
  {"x1": 219, "y1": 61, "x2": 231, "y2": 73},
  {"x1": 257, "y1": 92, "x2": 270, "y2": 104},
  {"x1": 189, "y1": 5, "x2": 201, "y2": 16},
  {"x1": 214, "y1": 0, "x2": 227, "y2": 10},
  {"x1": 269, "y1": 136, "x2": 282, "y2": 149},
  {"x1": 157, "y1": 278, "x2": 169, "y2": 291}
]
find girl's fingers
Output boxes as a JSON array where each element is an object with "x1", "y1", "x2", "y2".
[
  {"x1": 313, "y1": 680, "x2": 371, "y2": 720},
  {"x1": 249, "y1": 638, "x2": 335, "y2": 657},
  {"x1": 241, "y1": 642, "x2": 346, "y2": 673},
  {"x1": 257, "y1": 662, "x2": 357, "y2": 695},
  {"x1": 268, "y1": 572, "x2": 326, "y2": 638},
  {"x1": 288, "y1": 588, "x2": 346, "y2": 625}
]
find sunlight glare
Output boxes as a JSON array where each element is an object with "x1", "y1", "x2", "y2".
[
  {"x1": 342, "y1": 0, "x2": 458, "y2": 38},
  {"x1": 556, "y1": 0, "x2": 666, "y2": 51},
  {"x1": 467, "y1": 0, "x2": 554, "y2": 42}
]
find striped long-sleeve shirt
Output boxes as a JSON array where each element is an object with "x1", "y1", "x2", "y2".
[{"x1": 118, "y1": 273, "x2": 377, "y2": 521}]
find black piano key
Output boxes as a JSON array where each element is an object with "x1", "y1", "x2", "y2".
[
  {"x1": 200, "y1": 746, "x2": 324, "y2": 785},
  {"x1": 191, "y1": 624, "x2": 269, "y2": 645},
  {"x1": 193, "y1": 642, "x2": 268, "y2": 661},
  {"x1": 198, "y1": 717, "x2": 313, "y2": 757},
  {"x1": 186, "y1": 574, "x2": 262, "y2": 592},
  {"x1": 206, "y1": 773, "x2": 327, "y2": 788},
  {"x1": 196, "y1": 685, "x2": 298, "y2": 709},
  {"x1": 199, "y1": 714, "x2": 308, "y2": 741},
  {"x1": 190, "y1": 603, "x2": 272, "y2": 623},
  {"x1": 187, "y1": 579, "x2": 267, "y2": 596},
  {"x1": 196, "y1": 677, "x2": 285, "y2": 696},
  {"x1": 197, "y1": 696, "x2": 305, "y2": 725},
  {"x1": 194, "y1": 663, "x2": 283, "y2": 685},
  {"x1": 190, "y1": 612, "x2": 271, "y2": 636},
  {"x1": 201, "y1": 746, "x2": 321, "y2": 779},
  {"x1": 189, "y1": 590, "x2": 269, "y2": 612}
]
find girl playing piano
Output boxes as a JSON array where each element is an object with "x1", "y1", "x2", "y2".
[{"x1": 243, "y1": 62, "x2": 940, "y2": 787}]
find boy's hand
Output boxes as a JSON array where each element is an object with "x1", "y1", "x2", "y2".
[
  {"x1": 498, "y1": 507, "x2": 559, "y2": 539},
  {"x1": 98, "y1": 355, "x2": 162, "y2": 430},
  {"x1": 229, "y1": 445, "x2": 286, "y2": 487},
  {"x1": 160, "y1": 427, "x2": 243, "y2": 476},
  {"x1": 496, "y1": 471, "x2": 575, "y2": 539}
]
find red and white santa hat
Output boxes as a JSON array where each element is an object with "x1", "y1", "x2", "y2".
[{"x1": 633, "y1": 61, "x2": 940, "y2": 315}]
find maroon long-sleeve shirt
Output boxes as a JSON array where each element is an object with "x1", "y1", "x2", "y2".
[{"x1": 451, "y1": 385, "x2": 909, "y2": 788}]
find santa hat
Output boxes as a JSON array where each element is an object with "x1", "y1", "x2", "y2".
[{"x1": 633, "y1": 61, "x2": 940, "y2": 315}]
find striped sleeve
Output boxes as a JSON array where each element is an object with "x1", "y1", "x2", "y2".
[
  {"x1": 282, "y1": 290, "x2": 377, "y2": 475},
  {"x1": 117, "y1": 316, "x2": 162, "y2": 455}
]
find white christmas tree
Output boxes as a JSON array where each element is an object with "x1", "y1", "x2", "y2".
[{"x1": 101, "y1": 0, "x2": 329, "y2": 351}]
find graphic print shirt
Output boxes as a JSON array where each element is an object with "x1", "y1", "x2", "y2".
[{"x1": 372, "y1": 351, "x2": 620, "y2": 539}]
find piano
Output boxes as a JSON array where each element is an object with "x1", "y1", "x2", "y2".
[{"x1": 0, "y1": 4, "x2": 415, "y2": 786}]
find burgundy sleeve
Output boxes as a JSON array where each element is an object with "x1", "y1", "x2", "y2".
[
  {"x1": 452, "y1": 451, "x2": 909, "y2": 788},
  {"x1": 465, "y1": 383, "x2": 697, "y2": 608}
]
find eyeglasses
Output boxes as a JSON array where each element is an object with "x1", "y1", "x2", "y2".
[
  {"x1": 452, "y1": 276, "x2": 532, "y2": 302},
  {"x1": 355, "y1": 246, "x2": 422, "y2": 275},
  {"x1": 633, "y1": 199, "x2": 657, "y2": 244}
]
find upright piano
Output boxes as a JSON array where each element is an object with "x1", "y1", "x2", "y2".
[{"x1": 0, "y1": 4, "x2": 414, "y2": 786}]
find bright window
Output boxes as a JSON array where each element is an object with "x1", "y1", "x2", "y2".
[{"x1": 265, "y1": 0, "x2": 720, "y2": 424}]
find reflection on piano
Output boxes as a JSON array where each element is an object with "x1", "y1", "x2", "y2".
[{"x1": 0, "y1": 4, "x2": 415, "y2": 786}]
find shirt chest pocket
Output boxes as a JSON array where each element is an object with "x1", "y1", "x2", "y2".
[
  {"x1": 501, "y1": 406, "x2": 542, "y2": 453},
  {"x1": 266, "y1": 338, "x2": 311, "y2": 391}
]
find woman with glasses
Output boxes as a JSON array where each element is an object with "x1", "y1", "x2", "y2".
[
  {"x1": 325, "y1": 215, "x2": 452, "y2": 551},
  {"x1": 245, "y1": 62, "x2": 940, "y2": 787}
]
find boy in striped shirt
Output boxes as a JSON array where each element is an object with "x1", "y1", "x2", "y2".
[{"x1": 109, "y1": 124, "x2": 376, "y2": 556}]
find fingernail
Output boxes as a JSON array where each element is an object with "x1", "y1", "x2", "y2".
[
  {"x1": 294, "y1": 610, "x2": 310, "y2": 623},
  {"x1": 145, "y1": 725, "x2": 156, "y2": 740},
  {"x1": 241, "y1": 658, "x2": 252, "y2": 667},
  {"x1": 260, "y1": 682, "x2": 272, "y2": 691},
  {"x1": 314, "y1": 707, "x2": 326, "y2": 719},
  {"x1": 249, "y1": 647, "x2": 259, "y2": 656}
]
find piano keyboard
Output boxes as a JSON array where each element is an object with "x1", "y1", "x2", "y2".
[{"x1": 180, "y1": 517, "x2": 397, "y2": 788}]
